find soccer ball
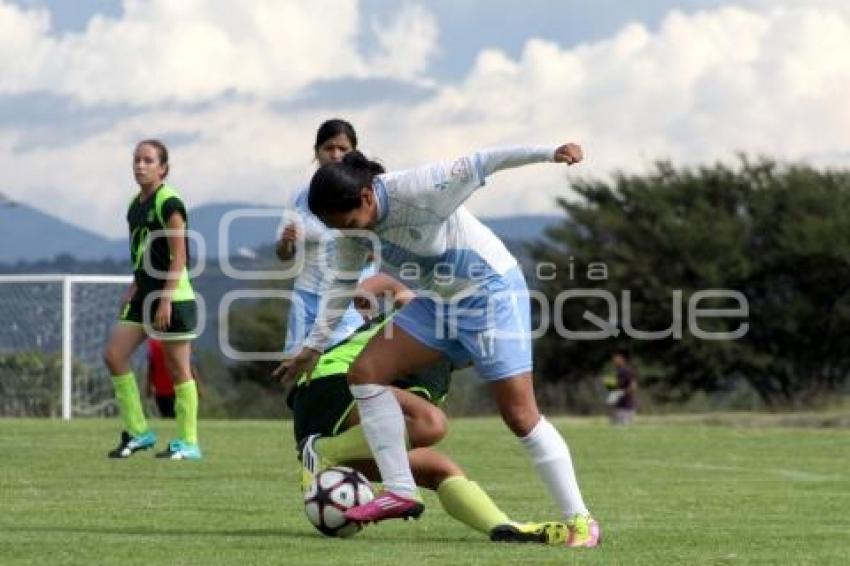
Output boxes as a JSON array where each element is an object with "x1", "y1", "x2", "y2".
[{"x1": 303, "y1": 466, "x2": 374, "y2": 538}]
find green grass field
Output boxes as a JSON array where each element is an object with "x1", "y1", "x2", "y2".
[{"x1": 2, "y1": 417, "x2": 848, "y2": 565}]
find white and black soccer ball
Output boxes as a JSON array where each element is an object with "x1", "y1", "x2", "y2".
[{"x1": 303, "y1": 466, "x2": 374, "y2": 538}]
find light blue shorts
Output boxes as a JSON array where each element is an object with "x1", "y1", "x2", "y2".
[
  {"x1": 283, "y1": 288, "x2": 366, "y2": 357},
  {"x1": 393, "y1": 267, "x2": 532, "y2": 381}
]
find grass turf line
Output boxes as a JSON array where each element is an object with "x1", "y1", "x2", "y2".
[{"x1": 1, "y1": 417, "x2": 849, "y2": 565}]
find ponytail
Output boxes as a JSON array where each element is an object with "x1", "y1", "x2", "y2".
[
  {"x1": 341, "y1": 150, "x2": 384, "y2": 175},
  {"x1": 309, "y1": 150, "x2": 385, "y2": 216}
]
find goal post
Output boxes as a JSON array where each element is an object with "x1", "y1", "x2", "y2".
[{"x1": 0, "y1": 274, "x2": 133, "y2": 420}]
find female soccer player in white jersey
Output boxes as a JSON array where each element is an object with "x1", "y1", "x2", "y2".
[
  {"x1": 282, "y1": 143, "x2": 601, "y2": 548},
  {"x1": 275, "y1": 119, "x2": 373, "y2": 358}
]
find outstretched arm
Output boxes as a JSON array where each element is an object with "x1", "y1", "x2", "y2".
[
  {"x1": 384, "y1": 143, "x2": 583, "y2": 218},
  {"x1": 479, "y1": 143, "x2": 582, "y2": 175}
]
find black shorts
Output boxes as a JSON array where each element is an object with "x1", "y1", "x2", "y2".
[
  {"x1": 287, "y1": 359, "x2": 453, "y2": 446},
  {"x1": 119, "y1": 299, "x2": 198, "y2": 340}
]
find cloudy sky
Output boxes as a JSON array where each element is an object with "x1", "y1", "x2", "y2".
[{"x1": 2, "y1": 0, "x2": 849, "y2": 237}]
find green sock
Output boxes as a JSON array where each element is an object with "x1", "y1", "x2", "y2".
[
  {"x1": 174, "y1": 380, "x2": 199, "y2": 445},
  {"x1": 316, "y1": 425, "x2": 373, "y2": 464},
  {"x1": 316, "y1": 424, "x2": 410, "y2": 464},
  {"x1": 437, "y1": 476, "x2": 510, "y2": 534},
  {"x1": 111, "y1": 372, "x2": 148, "y2": 437}
]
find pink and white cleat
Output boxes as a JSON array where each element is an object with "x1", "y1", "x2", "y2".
[
  {"x1": 565, "y1": 514, "x2": 601, "y2": 548},
  {"x1": 344, "y1": 491, "x2": 424, "y2": 524}
]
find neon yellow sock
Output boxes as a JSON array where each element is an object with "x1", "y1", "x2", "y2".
[
  {"x1": 174, "y1": 380, "x2": 198, "y2": 445},
  {"x1": 111, "y1": 372, "x2": 148, "y2": 437},
  {"x1": 316, "y1": 425, "x2": 372, "y2": 464},
  {"x1": 316, "y1": 424, "x2": 410, "y2": 464},
  {"x1": 437, "y1": 476, "x2": 510, "y2": 534}
]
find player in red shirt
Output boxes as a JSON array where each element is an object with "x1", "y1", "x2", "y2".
[{"x1": 146, "y1": 338, "x2": 176, "y2": 418}]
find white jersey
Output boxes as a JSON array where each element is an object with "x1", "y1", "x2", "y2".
[
  {"x1": 303, "y1": 145, "x2": 556, "y2": 351},
  {"x1": 278, "y1": 186, "x2": 336, "y2": 292}
]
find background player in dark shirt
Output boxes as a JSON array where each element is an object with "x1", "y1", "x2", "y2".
[
  {"x1": 103, "y1": 140, "x2": 202, "y2": 460},
  {"x1": 605, "y1": 349, "x2": 638, "y2": 425}
]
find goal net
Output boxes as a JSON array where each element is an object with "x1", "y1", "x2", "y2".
[{"x1": 0, "y1": 275, "x2": 142, "y2": 419}]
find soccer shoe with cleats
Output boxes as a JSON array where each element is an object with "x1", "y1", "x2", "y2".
[
  {"x1": 565, "y1": 514, "x2": 601, "y2": 548},
  {"x1": 155, "y1": 439, "x2": 202, "y2": 460},
  {"x1": 298, "y1": 434, "x2": 333, "y2": 492},
  {"x1": 344, "y1": 491, "x2": 424, "y2": 524},
  {"x1": 107, "y1": 430, "x2": 157, "y2": 458},
  {"x1": 490, "y1": 521, "x2": 569, "y2": 545}
]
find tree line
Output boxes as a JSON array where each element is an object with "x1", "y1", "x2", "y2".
[{"x1": 529, "y1": 157, "x2": 850, "y2": 409}]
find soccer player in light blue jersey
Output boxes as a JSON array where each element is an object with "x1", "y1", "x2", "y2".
[
  {"x1": 282, "y1": 142, "x2": 601, "y2": 548},
  {"x1": 275, "y1": 119, "x2": 374, "y2": 358}
]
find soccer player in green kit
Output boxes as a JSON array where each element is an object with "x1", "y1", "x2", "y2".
[
  {"x1": 284, "y1": 274, "x2": 570, "y2": 544},
  {"x1": 103, "y1": 139, "x2": 201, "y2": 460}
]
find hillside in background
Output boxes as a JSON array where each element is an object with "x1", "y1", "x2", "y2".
[
  {"x1": 0, "y1": 196, "x2": 561, "y2": 265},
  {"x1": 0, "y1": 197, "x2": 121, "y2": 262},
  {"x1": 1, "y1": 197, "x2": 565, "y2": 354}
]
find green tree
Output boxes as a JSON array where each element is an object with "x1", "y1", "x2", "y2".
[
  {"x1": 221, "y1": 274, "x2": 292, "y2": 418},
  {"x1": 529, "y1": 158, "x2": 850, "y2": 408}
]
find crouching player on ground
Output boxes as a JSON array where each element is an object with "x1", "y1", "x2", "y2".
[{"x1": 280, "y1": 276, "x2": 568, "y2": 544}]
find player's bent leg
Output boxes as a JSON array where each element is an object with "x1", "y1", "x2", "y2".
[
  {"x1": 488, "y1": 372, "x2": 540, "y2": 437},
  {"x1": 347, "y1": 322, "x2": 445, "y2": 386},
  {"x1": 409, "y1": 449, "x2": 514, "y2": 537},
  {"x1": 490, "y1": 373, "x2": 601, "y2": 548},
  {"x1": 344, "y1": 324, "x2": 445, "y2": 522},
  {"x1": 383, "y1": 448, "x2": 567, "y2": 544},
  {"x1": 302, "y1": 387, "x2": 448, "y2": 490},
  {"x1": 407, "y1": 449, "x2": 571, "y2": 545},
  {"x1": 407, "y1": 447, "x2": 463, "y2": 490},
  {"x1": 393, "y1": 388, "x2": 448, "y2": 448},
  {"x1": 344, "y1": 451, "x2": 567, "y2": 542},
  {"x1": 322, "y1": 386, "x2": 447, "y2": 463}
]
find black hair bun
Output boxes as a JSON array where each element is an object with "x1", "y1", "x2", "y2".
[{"x1": 343, "y1": 150, "x2": 385, "y2": 175}]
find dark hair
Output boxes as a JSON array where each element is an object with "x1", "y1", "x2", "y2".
[
  {"x1": 308, "y1": 151, "x2": 385, "y2": 216},
  {"x1": 314, "y1": 118, "x2": 357, "y2": 151},
  {"x1": 614, "y1": 348, "x2": 631, "y2": 361},
  {"x1": 137, "y1": 139, "x2": 170, "y2": 178}
]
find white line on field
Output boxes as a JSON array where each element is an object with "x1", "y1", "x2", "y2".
[{"x1": 635, "y1": 459, "x2": 845, "y2": 482}]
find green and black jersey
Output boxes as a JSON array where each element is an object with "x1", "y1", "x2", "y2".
[
  {"x1": 126, "y1": 184, "x2": 195, "y2": 302},
  {"x1": 288, "y1": 314, "x2": 453, "y2": 443}
]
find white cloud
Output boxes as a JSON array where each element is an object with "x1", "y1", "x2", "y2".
[
  {"x1": 0, "y1": 1, "x2": 52, "y2": 90},
  {"x1": 0, "y1": 0, "x2": 438, "y2": 105},
  {"x1": 366, "y1": 4, "x2": 438, "y2": 82},
  {"x1": 3, "y1": 1, "x2": 850, "y2": 236}
]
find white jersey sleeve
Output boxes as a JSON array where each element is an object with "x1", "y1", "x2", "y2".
[
  {"x1": 302, "y1": 236, "x2": 371, "y2": 351},
  {"x1": 277, "y1": 186, "x2": 341, "y2": 293},
  {"x1": 379, "y1": 145, "x2": 556, "y2": 219},
  {"x1": 276, "y1": 188, "x2": 327, "y2": 243}
]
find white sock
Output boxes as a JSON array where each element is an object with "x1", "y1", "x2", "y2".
[
  {"x1": 520, "y1": 416, "x2": 589, "y2": 518},
  {"x1": 349, "y1": 383, "x2": 418, "y2": 499}
]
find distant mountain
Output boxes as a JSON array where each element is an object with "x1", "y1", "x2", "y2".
[
  {"x1": 482, "y1": 214, "x2": 561, "y2": 242},
  {"x1": 0, "y1": 197, "x2": 121, "y2": 263},
  {"x1": 0, "y1": 197, "x2": 563, "y2": 265}
]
